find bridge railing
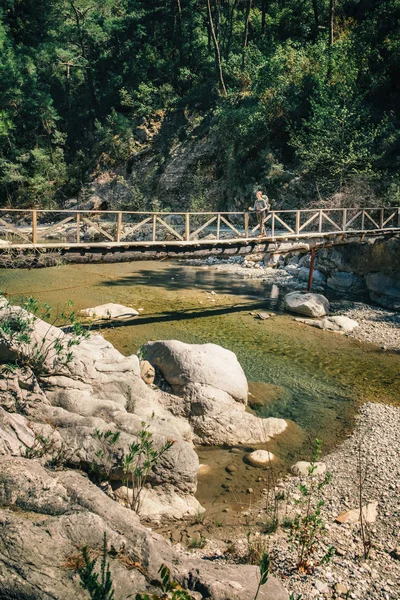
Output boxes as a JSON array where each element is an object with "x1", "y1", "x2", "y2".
[{"x1": 0, "y1": 207, "x2": 399, "y2": 246}]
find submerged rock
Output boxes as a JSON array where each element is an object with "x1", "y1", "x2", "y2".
[
  {"x1": 283, "y1": 291, "x2": 330, "y2": 317},
  {"x1": 80, "y1": 302, "x2": 139, "y2": 321},
  {"x1": 247, "y1": 450, "x2": 276, "y2": 467},
  {"x1": 295, "y1": 315, "x2": 359, "y2": 334}
]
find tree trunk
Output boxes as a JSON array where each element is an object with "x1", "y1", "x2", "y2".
[
  {"x1": 311, "y1": 0, "x2": 319, "y2": 38},
  {"x1": 225, "y1": 0, "x2": 238, "y2": 58},
  {"x1": 206, "y1": 0, "x2": 227, "y2": 95},
  {"x1": 241, "y1": 0, "x2": 252, "y2": 70},
  {"x1": 261, "y1": 0, "x2": 267, "y2": 35},
  {"x1": 329, "y1": 0, "x2": 335, "y2": 46}
]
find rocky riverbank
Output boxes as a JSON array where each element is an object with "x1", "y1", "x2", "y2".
[
  {"x1": 182, "y1": 255, "x2": 400, "y2": 351},
  {"x1": 175, "y1": 402, "x2": 400, "y2": 600}
]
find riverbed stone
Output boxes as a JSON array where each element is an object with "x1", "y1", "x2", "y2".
[
  {"x1": 335, "y1": 501, "x2": 378, "y2": 524},
  {"x1": 294, "y1": 315, "x2": 359, "y2": 333},
  {"x1": 80, "y1": 302, "x2": 139, "y2": 321},
  {"x1": 247, "y1": 450, "x2": 275, "y2": 467},
  {"x1": 291, "y1": 461, "x2": 326, "y2": 477},
  {"x1": 283, "y1": 292, "x2": 330, "y2": 317}
]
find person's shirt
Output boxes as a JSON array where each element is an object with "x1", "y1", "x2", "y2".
[{"x1": 254, "y1": 195, "x2": 270, "y2": 213}]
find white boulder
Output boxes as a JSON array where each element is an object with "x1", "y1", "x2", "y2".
[{"x1": 283, "y1": 292, "x2": 330, "y2": 317}]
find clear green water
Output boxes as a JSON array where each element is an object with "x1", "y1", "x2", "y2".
[{"x1": 1, "y1": 260, "x2": 399, "y2": 462}]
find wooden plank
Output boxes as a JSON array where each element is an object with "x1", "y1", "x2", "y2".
[
  {"x1": 321, "y1": 211, "x2": 342, "y2": 231},
  {"x1": 274, "y1": 213, "x2": 295, "y2": 234},
  {"x1": 82, "y1": 217, "x2": 114, "y2": 241},
  {"x1": 299, "y1": 211, "x2": 319, "y2": 232},
  {"x1": 32, "y1": 210, "x2": 37, "y2": 244},
  {"x1": 116, "y1": 212, "x2": 122, "y2": 242},
  {"x1": 125, "y1": 216, "x2": 153, "y2": 235},
  {"x1": 345, "y1": 210, "x2": 362, "y2": 229},
  {"x1": 219, "y1": 214, "x2": 241, "y2": 237},
  {"x1": 383, "y1": 210, "x2": 397, "y2": 227},
  {"x1": 0, "y1": 217, "x2": 32, "y2": 244},
  {"x1": 37, "y1": 216, "x2": 75, "y2": 240},
  {"x1": 185, "y1": 213, "x2": 190, "y2": 242},
  {"x1": 363, "y1": 211, "x2": 380, "y2": 229},
  {"x1": 156, "y1": 216, "x2": 184, "y2": 241},
  {"x1": 295, "y1": 211, "x2": 300, "y2": 234},
  {"x1": 76, "y1": 213, "x2": 81, "y2": 243},
  {"x1": 189, "y1": 216, "x2": 217, "y2": 240}
]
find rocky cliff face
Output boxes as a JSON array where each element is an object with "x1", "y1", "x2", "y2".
[{"x1": 316, "y1": 235, "x2": 400, "y2": 310}]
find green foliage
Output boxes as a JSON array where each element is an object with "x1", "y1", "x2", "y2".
[
  {"x1": 254, "y1": 551, "x2": 270, "y2": 600},
  {"x1": 0, "y1": 293, "x2": 88, "y2": 374},
  {"x1": 91, "y1": 428, "x2": 121, "y2": 479},
  {"x1": 0, "y1": 1, "x2": 399, "y2": 208},
  {"x1": 120, "y1": 422, "x2": 175, "y2": 514},
  {"x1": 78, "y1": 532, "x2": 115, "y2": 600},
  {"x1": 135, "y1": 564, "x2": 196, "y2": 600},
  {"x1": 290, "y1": 439, "x2": 334, "y2": 573}
]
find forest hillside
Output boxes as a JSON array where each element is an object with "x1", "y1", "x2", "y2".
[{"x1": 1, "y1": 0, "x2": 399, "y2": 211}]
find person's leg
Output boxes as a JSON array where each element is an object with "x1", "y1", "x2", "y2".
[{"x1": 258, "y1": 212, "x2": 264, "y2": 236}]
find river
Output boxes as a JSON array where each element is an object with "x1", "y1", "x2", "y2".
[{"x1": 1, "y1": 260, "x2": 399, "y2": 516}]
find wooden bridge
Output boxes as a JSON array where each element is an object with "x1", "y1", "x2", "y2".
[{"x1": 0, "y1": 207, "x2": 399, "y2": 258}]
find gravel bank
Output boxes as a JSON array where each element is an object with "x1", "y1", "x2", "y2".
[{"x1": 177, "y1": 403, "x2": 400, "y2": 599}]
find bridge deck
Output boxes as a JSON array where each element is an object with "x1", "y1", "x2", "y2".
[{"x1": 0, "y1": 207, "x2": 399, "y2": 251}]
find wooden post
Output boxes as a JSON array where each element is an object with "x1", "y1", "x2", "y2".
[
  {"x1": 271, "y1": 212, "x2": 275, "y2": 238},
  {"x1": 397, "y1": 208, "x2": 400, "y2": 228},
  {"x1": 152, "y1": 214, "x2": 157, "y2": 242},
  {"x1": 318, "y1": 210, "x2": 322, "y2": 233},
  {"x1": 361, "y1": 210, "x2": 365, "y2": 231},
  {"x1": 76, "y1": 212, "x2": 81, "y2": 243},
  {"x1": 295, "y1": 210, "x2": 300, "y2": 235},
  {"x1": 380, "y1": 207, "x2": 384, "y2": 229},
  {"x1": 307, "y1": 248, "x2": 316, "y2": 292},
  {"x1": 342, "y1": 208, "x2": 347, "y2": 232},
  {"x1": 116, "y1": 211, "x2": 122, "y2": 242},
  {"x1": 216, "y1": 214, "x2": 221, "y2": 240},
  {"x1": 244, "y1": 212, "x2": 249, "y2": 238},
  {"x1": 185, "y1": 213, "x2": 190, "y2": 241},
  {"x1": 32, "y1": 210, "x2": 37, "y2": 244}
]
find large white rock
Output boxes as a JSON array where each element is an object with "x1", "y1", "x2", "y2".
[
  {"x1": 144, "y1": 340, "x2": 287, "y2": 446},
  {"x1": 283, "y1": 292, "x2": 330, "y2": 317},
  {"x1": 247, "y1": 450, "x2": 276, "y2": 467},
  {"x1": 80, "y1": 303, "x2": 139, "y2": 321},
  {"x1": 144, "y1": 340, "x2": 248, "y2": 404}
]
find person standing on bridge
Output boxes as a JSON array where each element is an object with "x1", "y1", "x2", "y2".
[{"x1": 249, "y1": 190, "x2": 270, "y2": 237}]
